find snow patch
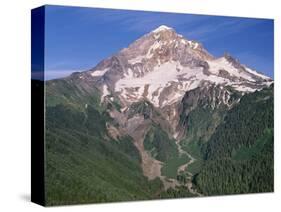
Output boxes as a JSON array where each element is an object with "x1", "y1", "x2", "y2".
[
  {"x1": 152, "y1": 25, "x2": 173, "y2": 33},
  {"x1": 91, "y1": 68, "x2": 109, "y2": 77},
  {"x1": 128, "y1": 56, "x2": 146, "y2": 64},
  {"x1": 231, "y1": 84, "x2": 257, "y2": 92},
  {"x1": 120, "y1": 107, "x2": 128, "y2": 113},
  {"x1": 153, "y1": 33, "x2": 160, "y2": 39},
  {"x1": 181, "y1": 40, "x2": 187, "y2": 45},
  {"x1": 193, "y1": 42, "x2": 199, "y2": 49},
  {"x1": 115, "y1": 61, "x2": 203, "y2": 107},
  {"x1": 245, "y1": 67, "x2": 271, "y2": 80},
  {"x1": 101, "y1": 84, "x2": 110, "y2": 102},
  {"x1": 208, "y1": 57, "x2": 256, "y2": 82},
  {"x1": 173, "y1": 132, "x2": 179, "y2": 139},
  {"x1": 124, "y1": 68, "x2": 134, "y2": 78}
]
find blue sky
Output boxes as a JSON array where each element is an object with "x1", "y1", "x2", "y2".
[{"x1": 43, "y1": 5, "x2": 274, "y2": 80}]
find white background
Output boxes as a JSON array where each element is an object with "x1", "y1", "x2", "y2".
[{"x1": 0, "y1": 0, "x2": 280, "y2": 211}]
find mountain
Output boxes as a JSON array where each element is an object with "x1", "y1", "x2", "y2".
[
  {"x1": 64, "y1": 25, "x2": 272, "y2": 140},
  {"x1": 88, "y1": 25, "x2": 271, "y2": 105},
  {"x1": 45, "y1": 25, "x2": 274, "y2": 205}
]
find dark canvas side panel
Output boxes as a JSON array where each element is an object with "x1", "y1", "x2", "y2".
[{"x1": 31, "y1": 6, "x2": 45, "y2": 206}]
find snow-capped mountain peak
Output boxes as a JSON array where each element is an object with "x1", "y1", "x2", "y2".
[
  {"x1": 84, "y1": 25, "x2": 272, "y2": 109},
  {"x1": 152, "y1": 25, "x2": 174, "y2": 33}
]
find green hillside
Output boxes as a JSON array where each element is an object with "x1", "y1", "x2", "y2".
[
  {"x1": 45, "y1": 79, "x2": 163, "y2": 205},
  {"x1": 193, "y1": 85, "x2": 274, "y2": 195}
]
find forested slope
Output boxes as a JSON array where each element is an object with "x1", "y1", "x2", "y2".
[{"x1": 193, "y1": 85, "x2": 274, "y2": 195}]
